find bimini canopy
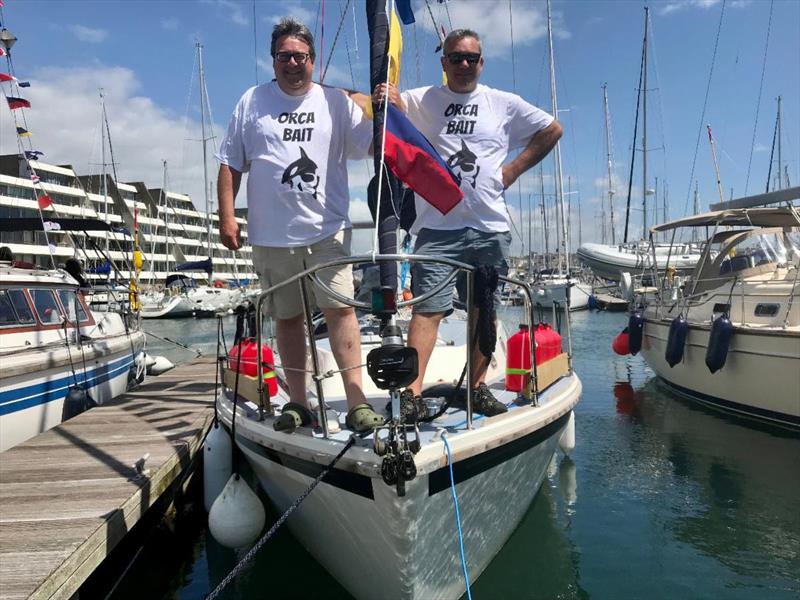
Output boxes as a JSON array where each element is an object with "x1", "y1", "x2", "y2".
[{"x1": 651, "y1": 207, "x2": 800, "y2": 233}]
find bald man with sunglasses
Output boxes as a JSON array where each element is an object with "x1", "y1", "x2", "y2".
[{"x1": 375, "y1": 28, "x2": 563, "y2": 419}]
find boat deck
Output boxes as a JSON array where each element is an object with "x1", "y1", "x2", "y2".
[{"x1": 0, "y1": 357, "x2": 216, "y2": 600}]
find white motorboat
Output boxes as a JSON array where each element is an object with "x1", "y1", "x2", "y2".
[
  {"x1": 215, "y1": 252, "x2": 581, "y2": 600},
  {"x1": 636, "y1": 189, "x2": 800, "y2": 429},
  {"x1": 0, "y1": 263, "x2": 146, "y2": 451},
  {"x1": 577, "y1": 241, "x2": 704, "y2": 282}
]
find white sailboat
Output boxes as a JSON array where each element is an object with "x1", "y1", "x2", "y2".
[{"x1": 213, "y1": 3, "x2": 581, "y2": 598}]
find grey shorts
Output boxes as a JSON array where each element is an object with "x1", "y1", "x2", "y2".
[
  {"x1": 252, "y1": 229, "x2": 354, "y2": 320},
  {"x1": 410, "y1": 227, "x2": 511, "y2": 314}
]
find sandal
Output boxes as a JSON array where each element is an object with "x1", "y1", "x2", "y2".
[
  {"x1": 345, "y1": 403, "x2": 384, "y2": 433},
  {"x1": 274, "y1": 402, "x2": 314, "y2": 433}
]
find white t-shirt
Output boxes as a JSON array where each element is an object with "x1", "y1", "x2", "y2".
[
  {"x1": 217, "y1": 82, "x2": 372, "y2": 247},
  {"x1": 401, "y1": 84, "x2": 553, "y2": 234}
]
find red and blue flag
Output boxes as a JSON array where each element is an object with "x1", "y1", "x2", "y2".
[{"x1": 383, "y1": 103, "x2": 463, "y2": 215}]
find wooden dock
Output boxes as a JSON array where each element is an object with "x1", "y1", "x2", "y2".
[
  {"x1": 0, "y1": 357, "x2": 217, "y2": 600},
  {"x1": 592, "y1": 292, "x2": 630, "y2": 312}
]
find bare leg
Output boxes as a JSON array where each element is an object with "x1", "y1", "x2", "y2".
[
  {"x1": 406, "y1": 311, "x2": 445, "y2": 395},
  {"x1": 276, "y1": 314, "x2": 308, "y2": 407},
  {"x1": 322, "y1": 307, "x2": 366, "y2": 410}
]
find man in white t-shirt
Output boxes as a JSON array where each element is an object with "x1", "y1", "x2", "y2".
[
  {"x1": 376, "y1": 29, "x2": 563, "y2": 418},
  {"x1": 217, "y1": 18, "x2": 383, "y2": 433}
]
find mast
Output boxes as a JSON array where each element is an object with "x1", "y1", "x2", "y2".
[
  {"x1": 602, "y1": 83, "x2": 616, "y2": 245},
  {"x1": 100, "y1": 89, "x2": 109, "y2": 253},
  {"x1": 692, "y1": 181, "x2": 699, "y2": 243},
  {"x1": 540, "y1": 165, "x2": 549, "y2": 262},
  {"x1": 162, "y1": 160, "x2": 170, "y2": 276},
  {"x1": 197, "y1": 42, "x2": 213, "y2": 267},
  {"x1": 623, "y1": 10, "x2": 647, "y2": 244},
  {"x1": 527, "y1": 193, "x2": 533, "y2": 276},
  {"x1": 546, "y1": 0, "x2": 569, "y2": 276},
  {"x1": 777, "y1": 95, "x2": 784, "y2": 189},
  {"x1": 641, "y1": 6, "x2": 649, "y2": 241}
]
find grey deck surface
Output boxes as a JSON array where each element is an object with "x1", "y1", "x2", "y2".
[{"x1": 0, "y1": 358, "x2": 216, "y2": 600}]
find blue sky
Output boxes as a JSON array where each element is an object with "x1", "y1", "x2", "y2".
[{"x1": 1, "y1": 0, "x2": 798, "y2": 252}]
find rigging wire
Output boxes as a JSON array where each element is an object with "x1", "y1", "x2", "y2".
[
  {"x1": 743, "y1": 0, "x2": 774, "y2": 196},
  {"x1": 253, "y1": 0, "x2": 259, "y2": 86},
  {"x1": 681, "y1": 0, "x2": 726, "y2": 218},
  {"x1": 321, "y1": 0, "x2": 353, "y2": 84}
]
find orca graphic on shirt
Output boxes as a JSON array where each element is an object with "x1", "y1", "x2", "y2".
[
  {"x1": 446, "y1": 140, "x2": 480, "y2": 189},
  {"x1": 281, "y1": 147, "x2": 320, "y2": 199}
]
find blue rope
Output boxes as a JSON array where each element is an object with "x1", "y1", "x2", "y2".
[{"x1": 442, "y1": 433, "x2": 472, "y2": 600}]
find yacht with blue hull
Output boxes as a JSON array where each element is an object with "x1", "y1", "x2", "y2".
[
  {"x1": 637, "y1": 188, "x2": 800, "y2": 429},
  {"x1": 0, "y1": 263, "x2": 145, "y2": 451}
]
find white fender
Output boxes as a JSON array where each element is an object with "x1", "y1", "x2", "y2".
[
  {"x1": 619, "y1": 272, "x2": 633, "y2": 301},
  {"x1": 147, "y1": 355, "x2": 175, "y2": 376},
  {"x1": 558, "y1": 411, "x2": 576, "y2": 455},
  {"x1": 203, "y1": 422, "x2": 232, "y2": 512},
  {"x1": 208, "y1": 474, "x2": 266, "y2": 548}
]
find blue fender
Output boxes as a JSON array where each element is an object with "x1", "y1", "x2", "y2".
[
  {"x1": 705, "y1": 313, "x2": 734, "y2": 373},
  {"x1": 665, "y1": 315, "x2": 689, "y2": 367},
  {"x1": 628, "y1": 311, "x2": 644, "y2": 355}
]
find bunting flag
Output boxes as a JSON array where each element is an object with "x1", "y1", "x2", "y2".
[
  {"x1": 16, "y1": 126, "x2": 32, "y2": 137},
  {"x1": 395, "y1": 0, "x2": 415, "y2": 24},
  {"x1": 48, "y1": 242, "x2": 57, "y2": 255},
  {"x1": 25, "y1": 150, "x2": 44, "y2": 160},
  {"x1": 30, "y1": 173, "x2": 40, "y2": 184},
  {"x1": 7, "y1": 97, "x2": 30, "y2": 110},
  {"x1": 43, "y1": 220, "x2": 61, "y2": 231},
  {"x1": 383, "y1": 103, "x2": 463, "y2": 215},
  {"x1": 0, "y1": 73, "x2": 14, "y2": 83},
  {"x1": 37, "y1": 195, "x2": 53, "y2": 209},
  {"x1": 0, "y1": 49, "x2": 5, "y2": 57},
  {"x1": 18, "y1": 81, "x2": 30, "y2": 88}
]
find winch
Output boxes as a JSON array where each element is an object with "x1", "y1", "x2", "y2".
[{"x1": 366, "y1": 315, "x2": 421, "y2": 497}]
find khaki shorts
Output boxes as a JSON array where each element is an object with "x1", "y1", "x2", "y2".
[{"x1": 252, "y1": 229, "x2": 354, "y2": 319}]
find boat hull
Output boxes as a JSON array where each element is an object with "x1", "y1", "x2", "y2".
[
  {"x1": 0, "y1": 331, "x2": 145, "y2": 450},
  {"x1": 237, "y1": 411, "x2": 570, "y2": 600},
  {"x1": 140, "y1": 294, "x2": 196, "y2": 319},
  {"x1": 640, "y1": 318, "x2": 800, "y2": 428},
  {"x1": 531, "y1": 280, "x2": 591, "y2": 311},
  {"x1": 577, "y1": 243, "x2": 701, "y2": 282}
]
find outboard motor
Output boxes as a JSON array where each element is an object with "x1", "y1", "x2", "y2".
[
  {"x1": 705, "y1": 313, "x2": 734, "y2": 373},
  {"x1": 628, "y1": 310, "x2": 645, "y2": 355},
  {"x1": 664, "y1": 314, "x2": 689, "y2": 367}
]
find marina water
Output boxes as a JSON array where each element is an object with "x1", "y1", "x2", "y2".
[{"x1": 114, "y1": 309, "x2": 799, "y2": 599}]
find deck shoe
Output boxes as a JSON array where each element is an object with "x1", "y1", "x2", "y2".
[
  {"x1": 345, "y1": 403, "x2": 384, "y2": 433},
  {"x1": 471, "y1": 383, "x2": 508, "y2": 417},
  {"x1": 273, "y1": 402, "x2": 314, "y2": 433},
  {"x1": 385, "y1": 389, "x2": 427, "y2": 422}
]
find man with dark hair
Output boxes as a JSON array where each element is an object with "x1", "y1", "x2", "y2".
[
  {"x1": 217, "y1": 18, "x2": 382, "y2": 433},
  {"x1": 376, "y1": 28, "x2": 563, "y2": 418}
]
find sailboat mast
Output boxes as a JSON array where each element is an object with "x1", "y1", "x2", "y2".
[
  {"x1": 162, "y1": 160, "x2": 170, "y2": 276},
  {"x1": 100, "y1": 90, "x2": 109, "y2": 253},
  {"x1": 692, "y1": 182, "x2": 699, "y2": 243},
  {"x1": 777, "y1": 95, "x2": 784, "y2": 189},
  {"x1": 540, "y1": 165, "x2": 549, "y2": 261},
  {"x1": 642, "y1": 6, "x2": 649, "y2": 241},
  {"x1": 546, "y1": 0, "x2": 569, "y2": 275},
  {"x1": 602, "y1": 83, "x2": 616, "y2": 245},
  {"x1": 197, "y1": 43, "x2": 213, "y2": 266}
]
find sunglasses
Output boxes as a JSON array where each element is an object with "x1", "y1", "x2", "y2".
[
  {"x1": 275, "y1": 52, "x2": 311, "y2": 64},
  {"x1": 446, "y1": 52, "x2": 481, "y2": 65}
]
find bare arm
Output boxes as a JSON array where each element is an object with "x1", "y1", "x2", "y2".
[
  {"x1": 502, "y1": 120, "x2": 563, "y2": 189},
  {"x1": 217, "y1": 164, "x2": 243, "y2": 250}
]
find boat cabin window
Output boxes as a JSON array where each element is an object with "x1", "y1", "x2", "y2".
[
  {"x1": 717, "y1": 232, "x2": 794, "y2": 276},
  {"x1": 57, "y1": 289, "x2": 89, "y2": 324},
  {"x1": 0, "y1": 289, "x2": 36, "y2": 327},
  {"x1": 30, "y1": 289, "x2": 63, "y2": 324}
]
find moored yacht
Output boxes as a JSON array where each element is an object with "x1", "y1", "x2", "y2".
[{"x1": 636, "y1": 187, "x2": 800, "y2": 428}]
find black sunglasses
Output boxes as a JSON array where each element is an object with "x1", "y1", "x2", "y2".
[
  {"x1": 446, "y1": 52, "x2": 481, "y2": 65},
  {"x1": 275, "y1": 52, "x2": 311, "y2": 64}
]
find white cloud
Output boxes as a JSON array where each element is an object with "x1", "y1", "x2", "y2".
[
  {"x1": 206, "y1": 0, "x2": 249, "y2": 27},
  {"x1": 412, "y1": 0, "x2": 567, "y2": 59},
  {"x1": 268, "y1": 4, "x2": 318, "y2": 27},
  {"x1": 0, "y1": 65, "x2": 225, "y2": 214},
  {"x1": 161, "y1": 18, "x2": 180, "y2": 31},
  {"x1": 657, "y1": 0, "x2": 748, "y2": 16},
  {"x1": 68, "y1": 25, "x2": 108, "y2": 44}
]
